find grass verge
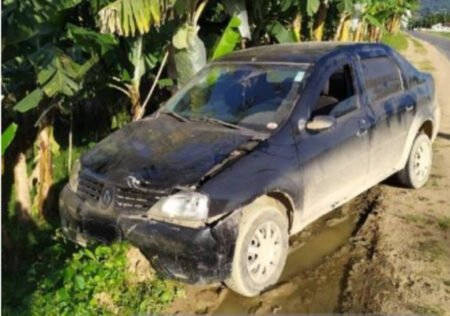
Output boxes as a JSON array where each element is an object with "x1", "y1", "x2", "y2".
[
  {"x1": 381, "y1": 32, "x2": 409, "y2": 51},
  {"x1": 424, "y1": 31, "x2": 450, "y2": 40}
]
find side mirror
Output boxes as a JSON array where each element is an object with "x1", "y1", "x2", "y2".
[{"x1": 305, "y1": 115, "x2": 336, "y2": 133}]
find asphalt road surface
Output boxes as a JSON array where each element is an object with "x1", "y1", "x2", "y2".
[{"x1": 408, "y1": 30, "x2": 450, "y2": 60}]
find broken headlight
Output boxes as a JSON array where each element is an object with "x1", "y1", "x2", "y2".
[
  {"x1": 149, "y1": 191, "x2": 209, "y2": 221},
  {"x1": 68, "y1": 159, "x2": 81, "y2": 192}
]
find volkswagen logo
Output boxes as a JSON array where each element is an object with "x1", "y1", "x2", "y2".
[{"x1": 101, "y1": 188, "x2": 113, "y2": 206}]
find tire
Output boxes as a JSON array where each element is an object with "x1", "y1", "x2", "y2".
[
  {"x1": 225, "y1": 197, "x2": 289, "y2": 297},
  {"x1": 397, "y1": 132, "x2": 432, "y2": 189}
]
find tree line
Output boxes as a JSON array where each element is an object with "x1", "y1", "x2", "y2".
[{"x1": 410, "y1": 12, "x2": 450, "y2": 29}]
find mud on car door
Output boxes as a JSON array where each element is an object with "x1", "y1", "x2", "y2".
[
  {"x1": 357, "y1": 54, "x2": 412, "y2": 179},
  {"x1": 292, "y1": 53, "x2": 370, "y2": 223}
]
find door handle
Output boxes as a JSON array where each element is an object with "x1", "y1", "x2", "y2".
[{"x1": 405, "y1": 104, "x2": 415, "y2": 112}]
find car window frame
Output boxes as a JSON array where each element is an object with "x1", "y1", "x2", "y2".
[
  {"x1": 358, "y1": 54, "x2": 405, "y2": 105},
  {"x1": 309, "y1": 58, "x2": 361, "y2": 123}
]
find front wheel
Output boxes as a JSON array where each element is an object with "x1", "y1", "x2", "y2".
[
  {"x1": 225, "y1": 197, "x2": 289, "y2": 297},
  {"x1": 397, "y1": 133, "x2": 432, "y2": 189}
]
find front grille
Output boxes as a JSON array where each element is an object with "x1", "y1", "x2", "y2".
[
  {"x1": 115, "y1": 186, "x2": 160, "y2": 213},
  {"x1": 78, "y1": 173, "x2": 104, "y2": 201}
]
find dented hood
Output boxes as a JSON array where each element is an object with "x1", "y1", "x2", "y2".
[{"x1": 81, "y1": 115, "x2": 257, "y2": 189}]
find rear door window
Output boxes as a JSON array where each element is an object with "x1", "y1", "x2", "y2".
[{"x1": 360, "y1": 57, "x2": 403, "y2": 103}]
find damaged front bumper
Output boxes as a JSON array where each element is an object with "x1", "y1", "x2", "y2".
[{"x1": 59, "y1": 185, "x2": 238, "y2": 284}]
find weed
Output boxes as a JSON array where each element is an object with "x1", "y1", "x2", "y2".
[
  {"x1": 408, "y1": 303, "x2": 444, "y2": 316},
  {"x1": 411, "y1": 38, "x2": 426, "y2": 54},
  {"x1": 417, "y1": 240, "x2": 446, "y2": 261},
  {"x1": 3, "y1": 236, "x2": 181, "y2": 315},
  {"x1": 417, "y1": 60, "x2": 436, "y2": 72},
  {"x1": 400, "y1": 214, "x2": 430, "y2": 225},
  {"x1": 437, "y1": 216, "x2": 450, "y2": 231}
]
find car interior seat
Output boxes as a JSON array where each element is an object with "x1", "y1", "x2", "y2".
[{"x1": 313, "y1": 80, "x2": 339, "y2": 116}]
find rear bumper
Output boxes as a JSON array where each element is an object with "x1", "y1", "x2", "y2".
[{"x1": 59, "y1": 185, "x2": 238, "y2": 284}]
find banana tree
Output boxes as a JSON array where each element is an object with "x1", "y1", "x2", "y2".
[
  {"x1": 360, "y1": 0, "x2": 387, "y2": 41},
  {"x1": 3, "y1": 0, "x2": 118, "y2": 217},
  {"x1": 313, "y1": 0, "x2": 328, "y2": 41},
  {"x1": 334, "y1": 0, "x2": 353, "y2": 41},
  {"x1": 247, "y1": 0, "x2": 300, "y2": 44},
  {"x1": 385, "y1": 0, "x2": 418, "y2": 34},
  {"x1": 97, "y1": 0, "x2": 165, "y2": 120},
  {"x1": 334, "y1": 0, "x2": 384, "y2": 42},
  {"x1": 1, "y1": 124, "x2": 18, "y2": 157},
  {"x1": 223, "y1": 0, "x2": 252, "y2": 47},
  {"x1": 168, "y1": 0, "x2": 208, "y2": 88}
]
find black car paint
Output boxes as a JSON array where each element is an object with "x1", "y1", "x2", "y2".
[
  {"x1": 80, "y1": 114, "x2": 262, "y2": 190},
  {"x1": 59, "y1": 43, "x2": 436, "y2": 284}
]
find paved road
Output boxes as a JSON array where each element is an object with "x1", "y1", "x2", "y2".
[{"x1": 408, "y1": 31, "x2": 450, "y2": 60}]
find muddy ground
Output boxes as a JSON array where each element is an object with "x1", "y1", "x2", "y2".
[{"x1": 159, "y1": 37, "x2": 450, "y2": 315}]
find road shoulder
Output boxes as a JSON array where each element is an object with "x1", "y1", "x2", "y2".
[{"x1": 342, "y1": 36, "x2": 450, "y2": 315}]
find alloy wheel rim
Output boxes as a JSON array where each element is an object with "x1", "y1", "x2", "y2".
[
  {"x1": 246, "y1": 221, "x2": 282, "y2": 284},
  {"x1": 413, "y1": 140, "x2": 431, "y2": 183}
]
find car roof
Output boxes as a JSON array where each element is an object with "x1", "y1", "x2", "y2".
[{"x1": 213, "y1": 42, "x2": 389, "y2": 65}]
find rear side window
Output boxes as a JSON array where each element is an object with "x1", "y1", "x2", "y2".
[{"x1": 360, "y1": 57, "x2": 403, "y2": 102}]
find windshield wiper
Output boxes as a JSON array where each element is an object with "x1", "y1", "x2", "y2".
[
  {"x1": 160, "y1": 110, "x2": 188, "y2": 122},
  {"x1": 189, "y1": 116, "x2": 245, "y2": 130}
]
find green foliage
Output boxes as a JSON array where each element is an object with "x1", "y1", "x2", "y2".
[
  {"x1": 3, "y1": 231, "x2": 180, "y2": 315},
  {"x1": 267, "y1": 21, "x2": 296, "y2": 43},
  {"x1": 337, "y1": 0, "x2": 353, "y2": 13},
  {"x1": 12, "y1": 89, "x2": 45, "y2": 113},
  {"x1": 98, "y1": 0, "x2": 162, "y2": 37},
  {"x1": 437, "y1": 216, "x2": 450, "y2": 231},
  {"x1": 212, "y1": 16, "x2": 241, "y2": 60},
  {"x1": 12, "y1": 50, "x2": 100, "y2": 113},
  {"x1": 1, "y1": 123, "x2": 18, "y2": 156},
  {"x1": 29, "y1": 242, "x2": 178, "y2": 315},
  {"x1": 67, "y1": 24, "x2": 119, "y2": 55},
  {"x1": 172, "y1": 25, "x2": 207, "y2": 85},
  {"x1": 306, "y1": 0, "x2": 321, "y2": 16}
]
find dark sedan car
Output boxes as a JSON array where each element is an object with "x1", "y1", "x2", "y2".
[{"x1": 60, "y1": 42, "x2": 439, "y2": 297}]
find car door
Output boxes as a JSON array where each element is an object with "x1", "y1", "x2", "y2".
[
  {"x1": 292, "y1": 54, "x2": 370, "y2": 225},
  {"x1": 357, "y1": 54, "x2": 409, "y2": 181}
]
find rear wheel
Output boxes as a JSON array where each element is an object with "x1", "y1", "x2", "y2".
[
  {"x1": 225, "y1": 197, "x2": 288, "y2": 297},
  {"x1": 397, "y1": 133, "x2": 432, "y2": 189}
]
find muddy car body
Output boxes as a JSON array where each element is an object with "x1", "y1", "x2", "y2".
[{"x1": 60, "y1": 42, "x2": 440, "y2": 296}]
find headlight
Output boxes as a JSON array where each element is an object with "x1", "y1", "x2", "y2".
[
  {"x1": 69, "y1": 159, "x2": 81, "y2": 192},
  {"x1": 148, "y1": 191, "x2": 209, "y2": 221}
]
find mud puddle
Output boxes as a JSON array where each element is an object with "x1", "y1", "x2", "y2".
[{"x1": 212, "y1": 191, "x2": 379, "y2": 314}]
